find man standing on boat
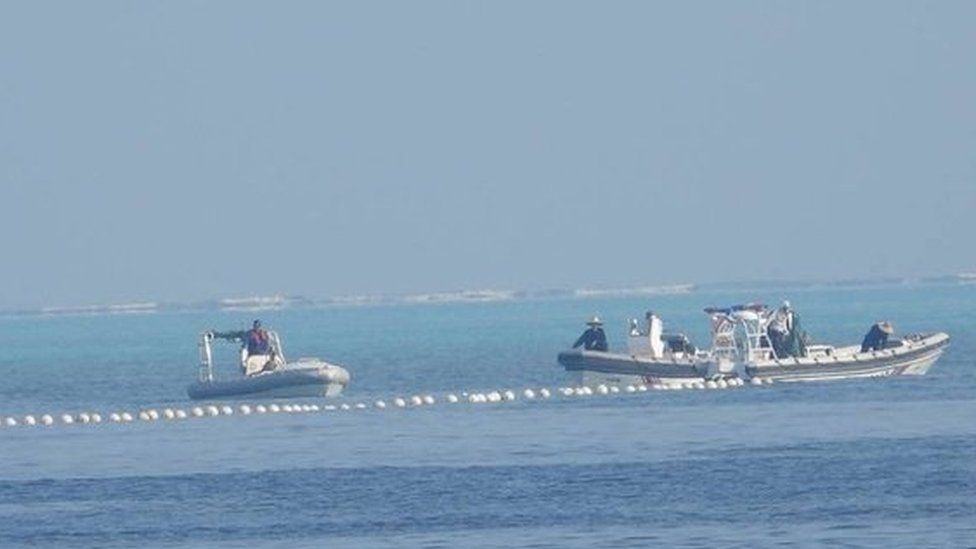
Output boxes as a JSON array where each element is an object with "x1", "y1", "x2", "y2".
[
  {"x1": 212, "y1": 320, "x2": 276, "y2": 376},
  {"x1": 768, "y1": 301, "x2": 794, "y2": 357},
  {"x1": 573, "y1": 316, "x2": 609, "y2": 352}
]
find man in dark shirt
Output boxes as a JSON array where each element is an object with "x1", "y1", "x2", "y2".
[
  {"x1": 245, "y1": 320, "x2": 270, "y2": 355},
  {"x1": 573, "y1": 316, "x2": 608, "y2": 352},
  {"x1": 212, "y1": 320, "x2": 274, "y2": 375},
  {"x1": 861, "y1": 321, "x2": 894, "y2": 352}
]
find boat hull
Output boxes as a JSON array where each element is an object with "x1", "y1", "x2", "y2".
[
  {"x1": 187, "y1": 362, "x2": 350, "y2": 400},
  {"x1": 557, "y1": 349, "x2": 705, "y2": 386},
  {"x1": 744, "y1": 333, "x2": 949, "y2": 383}
]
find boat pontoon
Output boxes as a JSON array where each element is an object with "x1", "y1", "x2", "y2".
[
  {"x1": 557, "y1": 312, "x2": 708, "y2": 386},
  {"x1": 187, "y1": 329, "x2": 350, "y2": 400}
]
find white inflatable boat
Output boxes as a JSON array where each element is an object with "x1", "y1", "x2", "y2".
[{"x1": 187, "y1": 329, "x2": 350, "y2": 400}]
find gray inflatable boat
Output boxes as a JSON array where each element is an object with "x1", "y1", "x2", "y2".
[{"x1": 187, "y1": 329, "x2": 350, "y2": 400}]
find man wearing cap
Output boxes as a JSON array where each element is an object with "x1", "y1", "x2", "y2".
[
  {"x1": 573, "y1": 316, "x2": 609, "y2": 352},
  {"x1": 860, "y1": 321, "x2": 894, "y2": 352}
]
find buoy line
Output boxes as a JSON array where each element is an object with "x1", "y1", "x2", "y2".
[{"x1": 0, "y1": 377, "x2": 772, "y2": 431}]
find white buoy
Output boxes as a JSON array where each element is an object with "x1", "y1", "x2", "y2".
[
  {"x1": 60, "y1": 414, "x2": 75, "y2": 424},
  {"x1": 268, "y1": 404, "x2": 281, "y2": 413},
  {"x1": 175, "y1": 409, "x2": 187, "y2": 419},
  {"x1": 610, "y1": 385, "x2": 620, "y2": 394},
  {"x1": 394, "y1": 398, "x2": 406, "y2": 408},
  {"x1": 764, "y1": 378, "x2": 774, "y2": 385},
  {"x1": 90, "y1": 413, "x2": 102, "y2": 424},
  {"x1": 138, "y1": 411, "x2": 151, "y2": 421},
  {"x1": 487, "y1": 391, "x2": 502, "y2": 403},
  {"x1": 375, "y1": 400, "x2": 387, "y2": 409},
  {"x1": 255, "y1": 405, "x2": 267, "y2": 414},
  {"x1": 340, "y1": 403, "x2": 351, "y2": 411},
  {"x1": 539, "y1": 388, "x2": 551, "y2": 398},
  {"x1": 637, "y1": 385, "x2": 648, "y2": 392},
  {"x1": 625, "y1": 385, "x2": 636, "y2": 393},
  {"x1": 206, "y1": 406, "x2": 219, "y2": 417},
  {"x1": 422, "y1": 395, "x2": 435, "y2": 405},
  {"x1": 750, "y1": 378, "x2": 763, "y2": 386},
  {"x1": 523, "y1": 389, "x2": 536, "y2": 399},
  {"x1": 163, "y1": 409, "x2": 176, "y2": 420},
  {"x1": 467, "y1": 394, "x2": 480, "y2": 403},
  {"x1": 561, "y1": 388, "x2": 574, "y2": 397},
  {"x1": 5, "y1": 417, "x2": 18, "y2": 427},
  {"x1": 717, "y1": 379, "x2": 728, "y2": 389},
  {"x1": 597, "y1": 384, "x2": 610, "y2": 395},
  {"x1": 239, "y1": 405, "x2": 252, "y2": 415},
  {"x1": 582, "y1": 386, "x2": 594, "y2": 396},
  {"x1": 24, "y1": 415, "x2": 37, "y2": 426},
  {"x1": 109, "y1": 413, "x2": 122, "y2": 423},
  {"x1": 192, "y1": 407, "x2": 204, "y2": 417},
  {"x1": 323, "y1": 404, "x2": 337, "y2": 411},
  {"x1": 309, "y1": 404, "x2": 320, "y2": 412},
  {"x1": 77, "y1": 412, "x2": 91, "y2": 424},
  {"x1": 121, "y1": 412, "x2": 134, "y2": 422},
  {"x1": 410, "y1": 395, "x2": 423, "y2": 406},
  {"x1": 447, "y1": 394, "x2": 459, "y2": 403},
  {"x1": 693, "y1": 382, "x2": 705, "y2": 389},
  {"x1": 503, "y1": 390, "x2": 516, "y2": 401},
  {"x1": 705, "y1": 380, "x2": 718, "y2": 389},
  {"x1": 41, "y1": 414, "x2": 55, "y2": 426},
  {"x1": 355, "y1": 403, "x2": 366, "y2": 409}
]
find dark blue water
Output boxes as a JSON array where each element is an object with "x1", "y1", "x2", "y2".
[{"x1": 1, "y1": 285, "x2": 974, "y2": 547}]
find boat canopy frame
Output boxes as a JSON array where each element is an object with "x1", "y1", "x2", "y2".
[{"x1": 705, "y1": 303, "x2": 779, "y2": 364}]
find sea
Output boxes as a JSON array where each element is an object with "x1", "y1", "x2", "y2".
[{"x1": 0, "y1": 284, "x2": 973, "y2": 548}]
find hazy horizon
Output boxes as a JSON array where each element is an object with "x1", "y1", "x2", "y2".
[{"x1": 2, "y1": 2, "x2": 974, "y2": 310}]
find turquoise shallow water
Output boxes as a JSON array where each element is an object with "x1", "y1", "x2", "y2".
[{"x1": 0, "y1": 284, "x2": 974, "y2": 547}]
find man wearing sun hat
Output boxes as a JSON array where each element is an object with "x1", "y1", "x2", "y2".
[
  {"x1": 573, "y1": 316, "x2": 609, "y2": 352},
  {"x1": 860, "y1": 320, "x2": 894, "y2": 352}
]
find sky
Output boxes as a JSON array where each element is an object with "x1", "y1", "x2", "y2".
[{"x1": 1, "y1": 1, "x2": 973, "y2": 309}]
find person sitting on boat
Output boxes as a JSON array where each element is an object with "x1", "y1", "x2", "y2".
[
  {"x1": 861, "y1": 321, "x2": 894, "y2": 352},
  {"x1": 573, "y1": 316, "x2": 608, "y2": 352},
  {"x1": 212, "y1": 320, "x2": 278, "y2": 376}
]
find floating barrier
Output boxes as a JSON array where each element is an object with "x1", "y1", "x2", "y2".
[{"x1": 1, "y1": 375, "x2": 776, "y2": 432}]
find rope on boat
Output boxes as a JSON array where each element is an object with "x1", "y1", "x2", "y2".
[{"x1": 0, "y1": 378, "x2": 773, "y2": 430}]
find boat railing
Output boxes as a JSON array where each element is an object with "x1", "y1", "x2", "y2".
[
  {"x1": 706, "y1": 306, "x2": 780, "y2": 364},
  {"x1": 198, "y1": 331, "x2": 215, "y2": 383}
]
